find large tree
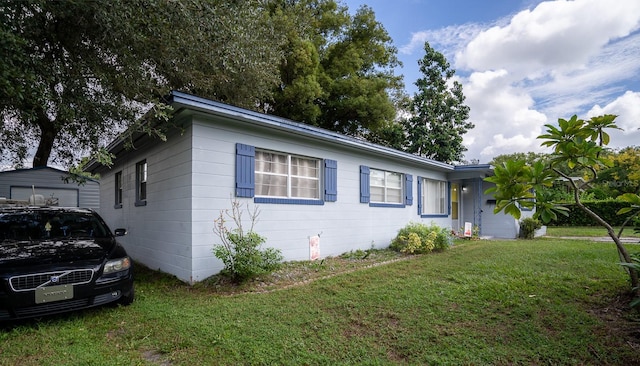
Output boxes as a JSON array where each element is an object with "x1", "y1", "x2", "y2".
[
  {"x1": 266, "y1": 0, "x2": 404, "y2": 139},
  {"x1": 593, "y1": 146, "x2": 640, "y2": 196},
  {"x1": 1, "y1": 0, "x2": 285, "y2": 168},
  {"x1": 402, "y1": 42, "x2": 473, "y2": 163}
]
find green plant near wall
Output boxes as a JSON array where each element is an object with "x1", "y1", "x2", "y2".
[
  {"x1": 519, "y1": 217, "x2": 542, "y2": 239},
  {"x1": 213, "y1": 200, "x2": 283, "y2": 283},
  {"x1": 390, "y1": 222, "x2": 453, "y2": 254}
]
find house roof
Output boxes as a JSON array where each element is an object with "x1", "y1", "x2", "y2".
[
  {"x1": 87, "y1": 91, "x2": 489, "y2": 175},
  {"x1": 169, "y1": 91, "x2": 454, "y2": 171}
]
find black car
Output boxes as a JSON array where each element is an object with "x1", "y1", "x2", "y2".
[{"x1": 0, "y1": 206, "x2": 134, "y2": 321}]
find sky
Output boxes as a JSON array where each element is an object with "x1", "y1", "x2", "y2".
[{"x1": 343, "y1": 0, "x2": 640, "y2": 163}]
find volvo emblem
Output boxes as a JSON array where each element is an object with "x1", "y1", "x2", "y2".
[{"x1": 50, "y1": 276, "x2": 60, "y2": 283}]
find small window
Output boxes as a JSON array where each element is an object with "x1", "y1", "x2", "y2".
[
  {"x1": 135, "y1": 160, "x2": 147, "y2": 206},
  {"x1": 255, "y1": 150, "x2": 320, "y2": 199},
  {"x1": 114, "y1": 171, "x2": 123, "y2": 208},
  {"x1": 370, "y1": 168, "x2": 404, "y2": 204},
  {"x1": 421, "y1": 178, "x2": 448, "y2": 215}
]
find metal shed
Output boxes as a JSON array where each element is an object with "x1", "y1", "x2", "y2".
[{"x1": 0, "y1": 167, "x2": 100, "y2": 210}]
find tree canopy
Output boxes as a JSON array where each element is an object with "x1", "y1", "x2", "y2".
[
  {"x1": 1, "y1": 0, "x2": 285, "y2": 168},
  {"x1": 400, "y1": 42, "x2": 473, "y2": 163},
  {"x1": 593, "y1": 146, "x2": 640, "y2": 196},
  {"x1": 266, "y1": 0, "x2": 403, "y2": 139},
  {"x1": 2, "y1": 0, "x2": 474, "y2": 169}
]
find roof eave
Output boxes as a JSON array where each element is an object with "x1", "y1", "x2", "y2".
[{"x1": 169, "y1": 91, "x2": 454, "y2": 172}]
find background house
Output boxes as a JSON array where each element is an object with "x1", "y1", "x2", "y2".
[
  {"x1": 0, "y1": 167, "x2": 100, "y2": 209},
  {"x1": 86, "y1": 91, "x2": 515, "y2": 283}
]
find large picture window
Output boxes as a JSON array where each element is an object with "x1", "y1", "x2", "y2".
[
  {"x1": 421, "y1": 178, "x2": 448, "y2": 215},
  {"x1": 255, "y1": 150, "x2": 320, "y2": 199},
  {"x1": 235, "y1": 143, "x2": 336, "y2": 204},
  {"x1": 370, "y1": 168, "x2": 403, "y2": 204}
]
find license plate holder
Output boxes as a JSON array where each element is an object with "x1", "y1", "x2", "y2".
[{"x1": 35, "y1": 285, "x2": 73, "y2": 304}]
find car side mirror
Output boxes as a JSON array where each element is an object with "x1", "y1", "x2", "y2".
[{"x1": 114, "y1": 228, "x2": 127, "y2": 237}]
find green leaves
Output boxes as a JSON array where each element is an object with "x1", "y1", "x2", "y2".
[
  {"x1": 538, "y1": 115, "x2": 619, "y2": 173},
  {"x1": 617, "y1": 193, "x2": 640, "y2": 215},
  {"x1": 486, "y1": 113, "x2": 632, "y2": 228},
  {"x1": 485, "y1": 159, "x2": 567, "y2": 223},
  {"x1": 1, "y1": 0, "x2": 286, "y2": 168},
  {"x1": 267, "y1": 1, "x2": 401, "y2": 140},
  {"x1": 400, "y1": 42, "x2": 473, "y2": 163},
  {"x1": 586, "y1": 114, "x2": 620, "y2": 146}
]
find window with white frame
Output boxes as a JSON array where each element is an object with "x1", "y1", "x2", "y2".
[
  {"x1": 135, "y1": 160, "x2": 147, "y2": 205},
  {"x1": 370, "y1": 168, "x2": 403, "y2": 204},
  {"x1": 422, "y1": 178, "x2": 447, "y2": 215},
  {"x1": 114, "y1": 171, "x2": 123, "y2": 208},
  {"x1": 255, "y1": 150, "x2": 320, "y2": 199}
]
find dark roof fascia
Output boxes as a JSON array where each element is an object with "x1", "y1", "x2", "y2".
[
  {"x1": 448, "y1": 164, "x2": 494, "y2": 179},
  {"x1": 452, "y1": 164, "x2": 493, "y2": 172},
  {"x1": 169, "y1": 91, "x2": 454, "y2": 172}
]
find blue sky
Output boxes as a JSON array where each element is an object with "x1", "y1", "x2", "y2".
[{"x1": 344, "y1": 0, "x2": 640, "y2": 163}]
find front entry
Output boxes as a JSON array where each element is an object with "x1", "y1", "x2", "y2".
[{"x1": 451, "y1": 183, "x2": 460, "y2": 233}]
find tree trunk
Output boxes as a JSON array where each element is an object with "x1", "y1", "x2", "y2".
[
  {"x1": 575, "y1": 194, "x2": 640, "y2": 294},
  {"x1": 32, "y1": 115, "x2": 58, "y2": 167},
  {"x1": 559, "y1": 168, "x2": 640, "y2": 295}
]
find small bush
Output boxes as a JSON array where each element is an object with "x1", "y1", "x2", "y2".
[
  {"x1": 519, "y1": 217, "x2": 542, "y2": 239},
  {"x1": 390, "y1": 222, "x2": 453, "y2": 254},
  {"x1": 213, "y1": 200, "x2": 283, "y2": 283}
]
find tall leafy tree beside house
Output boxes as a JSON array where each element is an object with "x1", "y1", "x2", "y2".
[
  {"x1": 266, "y1": 0, "x2": 404, "y2": 139},
  {"x1": 401, "y1": 42, "x2": 473, "y2": 163},
  {"x1": 0, "y1": 0, "x2": 285, "y2": 168}
]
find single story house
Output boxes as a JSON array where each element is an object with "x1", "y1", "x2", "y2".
[
  {"x1": 86, "y1": 91, "x2": 520, "y2": 283},
  {"x1": 0, "y1": 166, "x2": 100, "y2": 209}
]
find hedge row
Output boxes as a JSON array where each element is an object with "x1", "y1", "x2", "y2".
[{"x1": 548, "y1": 201, "x2": 634, "y2": 226}]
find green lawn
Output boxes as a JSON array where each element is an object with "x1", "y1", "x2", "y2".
[
  {"x1": 545, "y1": 226, "x2": 640, "y2": 238},
  {"x1": 1, "y1": 239, "x2": 639, "y2": 365}
]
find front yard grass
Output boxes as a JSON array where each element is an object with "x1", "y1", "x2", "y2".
[
  {"x1": 545, "y1": 225, "x2": 640, "y2": 238},
  {"x1": 1, "y1": 239, "x2": 639, "y2": 365}
]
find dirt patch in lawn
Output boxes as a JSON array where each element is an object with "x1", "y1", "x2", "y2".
[{"x1": 589, "y1": 292, "x2": 640, "y2": 353}]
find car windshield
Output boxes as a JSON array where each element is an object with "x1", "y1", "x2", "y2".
[{"x1": 0, "y1": 210, "x2": 111, "y2": 242}]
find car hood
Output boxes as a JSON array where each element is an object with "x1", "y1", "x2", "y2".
[{"x1": 0, "y1": 238, "x2": 115, "y2": 267}]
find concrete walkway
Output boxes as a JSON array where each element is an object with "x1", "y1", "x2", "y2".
[{"x1": 554, "y1": 236, "x2": 639, "y2": 243}]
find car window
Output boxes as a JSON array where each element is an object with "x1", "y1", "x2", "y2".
[{"x1": 0, "y1": 211, "x2": 111, "y2": 242}]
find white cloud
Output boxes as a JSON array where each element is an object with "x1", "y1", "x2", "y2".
[
  {"x1": 400, "y1": 23, "x2": 486, "y2": 59},
  {"x1": 396, "y1": 0, "x2": 640, "y2": 162},
  {"x1": 448, "y1": 0, "x2": 640, "y2": 162},
  {"x1": 457, "y1": 0, "x2": 640, "y2": 75},
  {"x1": 462, "y1": 70, "x2": 548, "y2": 161},
  {"x1": 587, "y1": 91, "x2": 640, "y2": 148}
]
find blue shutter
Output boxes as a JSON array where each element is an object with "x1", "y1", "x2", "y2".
[
  {"x1": 235, "y1": 143, "x2": 255, "y2": 198},
  {"x1": 324, "y1": 159, "x2": 338, "y2": 202},
  {"x1": 405, "y1": 174, "x2": 413, "y2": 206},
  {"x1": 360, "y1": 165, "x2": 370, "y2": 203},
  {"x1": 417, "y1": 176, "x2": 422, "y2": 215}
]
